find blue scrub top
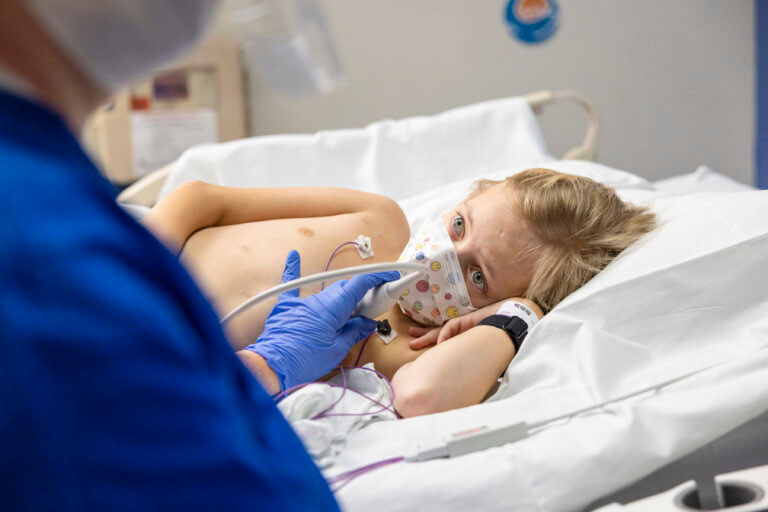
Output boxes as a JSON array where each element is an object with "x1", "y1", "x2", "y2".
[{"x1": 0, "y1": 91, "x2": 339, "y2": 511}]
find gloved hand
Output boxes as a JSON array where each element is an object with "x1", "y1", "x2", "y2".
[{"x1": 246, "y1": 250, "x2": 400, "y2": 391}]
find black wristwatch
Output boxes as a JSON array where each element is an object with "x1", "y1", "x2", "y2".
[{"x1": 478, "y1": 314, "x2": 529, "y2": 352}]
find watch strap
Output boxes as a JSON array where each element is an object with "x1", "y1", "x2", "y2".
[{"x1": 478, "y1": 314, "x2": 529, "y2": 353}]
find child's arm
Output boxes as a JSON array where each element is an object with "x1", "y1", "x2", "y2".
[
  {"x1": 391, "y1": 327, "x2": 514, "y2": 417},
  {"x1": 142, "y1": 180, "x2": 406, "y2": 253},
  {"x1": 391, "y1": 300, "x2": 542, "y2": 417}
]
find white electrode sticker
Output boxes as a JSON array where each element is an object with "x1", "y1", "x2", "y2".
[
  {"x1": 355, "y1": 235, "x2": 374, "y2": 259},
  {"x1": 376, "y1": 327, "x2": 398, "y2": 344}
]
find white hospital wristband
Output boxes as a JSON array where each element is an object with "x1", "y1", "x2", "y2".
[{"x1": 496, "y1": 300, "x2": 539, "y2": 332}]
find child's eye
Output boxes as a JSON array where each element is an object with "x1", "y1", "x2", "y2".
[
  {"x1": 451, "y1": 215, "x2": 465, "y2": 236},
  {"x1": 470, "y1": 269, "x2": 485, "y2": 290}
]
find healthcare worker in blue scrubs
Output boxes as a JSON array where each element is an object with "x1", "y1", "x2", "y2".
[{"x1": 0, "y1": 1, "x2": 398, "y2": 510}]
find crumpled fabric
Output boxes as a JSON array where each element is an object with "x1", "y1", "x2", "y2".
[{"x1": 277, "y1": 364, "x2": 397, "y2": 468}]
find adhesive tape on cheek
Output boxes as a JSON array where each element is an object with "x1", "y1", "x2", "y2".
[{"x1": 496, "y1": 301, "x2": 539, "y2": 332}]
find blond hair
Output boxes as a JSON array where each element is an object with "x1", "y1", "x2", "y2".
[{"x1": 473, "y1": 168, "x2": 656, "y2": 311}]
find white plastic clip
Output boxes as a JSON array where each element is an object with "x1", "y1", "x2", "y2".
[{"x1": 404, "y1": 422, "x2": 529, "y2": 462}]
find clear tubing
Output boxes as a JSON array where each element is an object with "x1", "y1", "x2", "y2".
[{"x1": 220, "y1": 261, "x2": 426, "y2": 325}]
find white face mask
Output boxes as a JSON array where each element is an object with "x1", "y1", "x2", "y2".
[
  {"x1": 397, "y1": 219, "x2": 476, "y2": 327},
  {"x1": 22, "y1": 0, "x2": 221, "y2": 92}
]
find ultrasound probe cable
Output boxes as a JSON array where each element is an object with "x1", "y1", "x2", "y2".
[{"x1": 221, "y1": 261, "x2": 427, "y2": 325}]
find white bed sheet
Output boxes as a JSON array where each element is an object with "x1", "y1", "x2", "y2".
[{"x1": 652, "y1": 165, "x2": 756, "y2": 195}]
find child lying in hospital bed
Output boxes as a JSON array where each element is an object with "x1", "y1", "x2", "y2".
[{"x1": 141, "y1": 168, "x2": 655, "y2": 417}]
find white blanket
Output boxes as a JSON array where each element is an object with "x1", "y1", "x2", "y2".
[{"x1": 277, "y1": 365, "x2": 396, "y2": 469}]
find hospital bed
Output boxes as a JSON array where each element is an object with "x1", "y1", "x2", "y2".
[{"x1": 117, "y1": 92, "x2": 768, "y2": 512}]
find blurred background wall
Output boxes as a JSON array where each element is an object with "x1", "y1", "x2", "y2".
[{"x1": 245, "y1": 0, "x2": 755, "y2": 184}]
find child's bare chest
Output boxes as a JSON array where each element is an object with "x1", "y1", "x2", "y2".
[{"x1": 179, "y1": 214, "x2": 402, "y2": 349}]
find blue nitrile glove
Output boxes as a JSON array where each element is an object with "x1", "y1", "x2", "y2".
[{"x1": 246, "y1": 250, "x2": 400, "y2": 391}]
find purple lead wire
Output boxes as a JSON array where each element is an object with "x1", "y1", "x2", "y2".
[
  {"x1": 273, "y1": 241, "x2": 404, "y2": 490},
  {"x1": 320, "y1": 241, "x2": 360, "y2": 290},
  {"x1": 328, "y1": 456, "x2": 405, "y2": 492},
  {"x1": 275, "y1": 365, "x2": 397, "y2": 418},
  {"x1": 311, "y1": 364, "x2": 348, "y2": 420}
]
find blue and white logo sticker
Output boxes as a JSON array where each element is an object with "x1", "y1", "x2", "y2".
[{"x1": 504, "y1": 0, "x2": 559, "y2": 44}]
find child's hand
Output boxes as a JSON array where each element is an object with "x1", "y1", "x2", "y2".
[{"x1": 408, "y1": 298, "x2": 541, "y2": 350}]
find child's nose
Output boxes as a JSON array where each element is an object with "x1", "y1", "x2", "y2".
[{"x1": 452, "y1": 242, "x2": 469, "y2": 269}]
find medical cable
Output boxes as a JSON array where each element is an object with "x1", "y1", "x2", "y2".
[
  {"x1": 326, "y1": 355, "x2": 753, "y2": 492},
  {"x1": 327, "y1": 456, "x2": 405, "y2": 493},
  {"x1": 526, "y1": 357, "x2": 737, "y2": 431},
  {"x1": 320, "y1": 241, "x2": 361, "y2": 290},
  {"x1": 272, "y1": 360, "x2": 406, "y2": 491},
  {"x1": 353, "y1": 337, "x2": 370, "y2": 366},
  {"x1": 322, "y1": 242, "x2": 396, "y2": 366},
  {"x1": 312, "y1": 365, "x2": 349, "y2": 420},
  {"x1": 271, "y1": 242, "x2": 404, "y2": 417},
  {"x1": 274, "y1": 364, "x2": 397, "y2": 419},
  {"x1": 221, "y1": 261, "x2": 426, "y2": 325},
  {"x1": 314, "y1": 238, "x2": 357, "y2": 421},
  {"x1": 404, "y1": 357, "x2": 738, "y2": 463},
  {"x1": 323, "y1": 242, "x2": 390, "y2": 367}
]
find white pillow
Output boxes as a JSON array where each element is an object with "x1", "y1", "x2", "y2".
[
  {"x1": 653, "y1": 165, "x2": 756, "y2": 195},
  {"x1": 160, "y1": 96, "x2": 550, "y2": 202},
  {"x1": 399, "y1": 159, "x2": 656, "y2": 231}
]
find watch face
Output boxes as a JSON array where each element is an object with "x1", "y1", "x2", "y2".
[{"x1": 505, "y1": 316, "x2": 529, "y2": 338}]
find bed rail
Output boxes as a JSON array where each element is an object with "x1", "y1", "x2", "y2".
[
  {"x1": 118, "y1": 164, "x2": 173, "y2": 208},
  {"x1": 523, "y1": 89, "x2": 598, "y2": 161}
]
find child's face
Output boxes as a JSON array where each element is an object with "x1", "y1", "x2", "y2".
[{"x1": 441, "y1": 183, "x2": 539, "y2": 308}]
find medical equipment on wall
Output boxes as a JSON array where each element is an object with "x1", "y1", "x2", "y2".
[
  {"x1": 83, "y1": 0, "x2": 342, "y2": 186},
  {"x1": 216, "y1": 0, "x2": 344, "y2": 96},
  {"x1": 221, "y1": 262, "x2": 427, "y2": 324},
  {"x1": 504, "y1": 0, "x2": 559, "y2": 44},
  {"x1": 82, "y1": 39, "x2": 247, "y2": 185}
]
